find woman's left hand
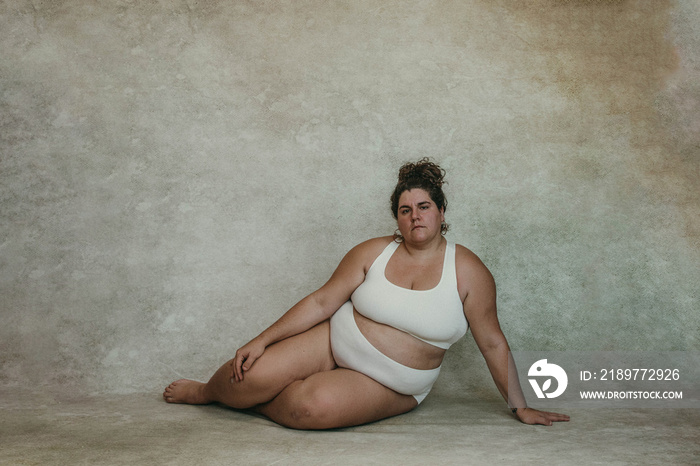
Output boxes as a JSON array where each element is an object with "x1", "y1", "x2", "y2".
[{"x1": 516, "y1": 408, "x2": 570, "y2": 426}]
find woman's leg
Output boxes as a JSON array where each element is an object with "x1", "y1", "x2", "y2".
[
  {"x1": 254, "y1": 367, "x2": 419, "y2": 430},
  {"x1": 163, "y1": 321, "x2": 336, "y2": 409}
]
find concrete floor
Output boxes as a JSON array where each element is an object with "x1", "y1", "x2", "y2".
[{"x1": 2, "y1": 389, "x2": 698, "y2": 465}]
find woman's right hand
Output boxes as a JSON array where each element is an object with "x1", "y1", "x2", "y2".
[{"x1": 231, "y1": 339, "x2": 267, "y2": 382}]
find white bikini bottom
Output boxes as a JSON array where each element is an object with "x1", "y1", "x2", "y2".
[{"x1": 329, "y1": 301, "x2": 441, "y2": 404}]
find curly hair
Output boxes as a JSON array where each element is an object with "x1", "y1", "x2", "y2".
[{"x1": 390, "y1": 158, "x2": 449, "y2": 238}]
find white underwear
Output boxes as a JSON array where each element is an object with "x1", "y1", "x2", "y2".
[{"x1": 329, "y1": 301, "x2": 441, "y2": 404}]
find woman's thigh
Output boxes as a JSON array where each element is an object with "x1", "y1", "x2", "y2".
[
  {"x1": 210, "y1": 321, "x2": 336, "y2": 408},
  {"x1": 255, "y1": 368, "x2": 419, "y2": 430}
]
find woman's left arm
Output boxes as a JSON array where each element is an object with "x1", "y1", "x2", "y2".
[{"x1": 458, "y1": 247, "x2": 570, "y2": 426}]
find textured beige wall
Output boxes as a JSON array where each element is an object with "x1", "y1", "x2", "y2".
[{"x1": 1, "y1": 0, "x2": 698, "y2": 399}]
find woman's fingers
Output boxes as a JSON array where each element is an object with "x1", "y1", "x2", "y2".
[
  {"x1": 231, "y1": 341, "x2": 265, "y2": 383},
  {"x1": 519, "y1": 408, "x2": 570, "y2": 425},
  {"x1": 546, "y1": 411, "x2": 570, "y2": 422},
  {"x1": 232, "y1": 352, "x2": 246, "y2": 382}
]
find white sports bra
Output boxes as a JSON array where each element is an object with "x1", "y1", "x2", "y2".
[{"x1": 351, "y1": 240, "x2": 467, "y2": 350}]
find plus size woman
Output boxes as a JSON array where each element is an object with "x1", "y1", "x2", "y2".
[{"x1": 163, "y1": 158, "x2": 569, "y2": 429}]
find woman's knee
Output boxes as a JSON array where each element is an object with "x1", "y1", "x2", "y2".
[
  {"x1": 273, "y1": 381, "x2": 339, "y2": 430},
  {"x1": 206, "y1": 358, "x2": 286, "y2": 409}
]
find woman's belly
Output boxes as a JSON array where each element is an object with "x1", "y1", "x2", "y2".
[{"x1": 352, "y1": 307, "x2": 446, "y2": 370}]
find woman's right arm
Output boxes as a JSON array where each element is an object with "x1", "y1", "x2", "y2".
[{"x1": 231, "y1": 237, "x2": 389, "y2": 381}]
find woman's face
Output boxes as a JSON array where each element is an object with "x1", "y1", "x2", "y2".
[{"x1": 396, "y1": 188, "x2": 445, "y2": 245}]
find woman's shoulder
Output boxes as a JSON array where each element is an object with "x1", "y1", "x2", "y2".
[
  {"x1": 350, "y1": 236, "x2": 395, "y2": 256},
  {"x1": 344, "y1": 236, "x2": 394, "y2": 270},
  {"x1": 454, "y1": 242, "x2": 483, "y2": 262},
  {"x1": 454, "y1": 243, "x2": 494, "y2": 283}
]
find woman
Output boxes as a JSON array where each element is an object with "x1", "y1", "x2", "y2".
[{"x1": 163, "y1": 159, "x2": 569, "y2": 429}]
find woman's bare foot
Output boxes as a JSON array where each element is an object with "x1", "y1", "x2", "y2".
[{"x1": 163, "y1": 379, "x2": 212, "y2": 404}]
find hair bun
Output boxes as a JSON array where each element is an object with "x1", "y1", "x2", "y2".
[{"x1": 397, "y1": 157, "x2": 446, "y2": 188}]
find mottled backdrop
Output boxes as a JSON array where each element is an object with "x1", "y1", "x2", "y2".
[{"x1": 1, "y1": 0, "x2": 698, "y2": 400}]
